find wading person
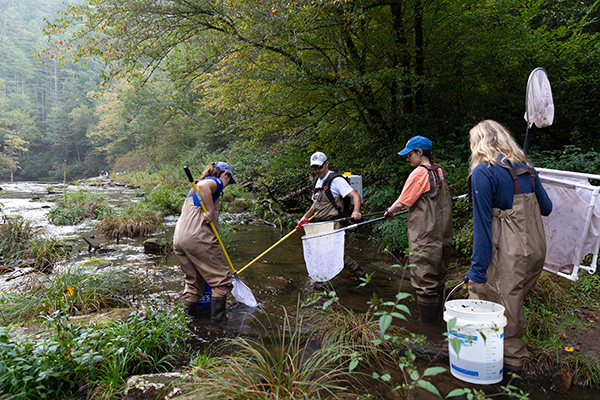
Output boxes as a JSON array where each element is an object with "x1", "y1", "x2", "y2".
[
  {"x1": 299, "y1": 151, "x2": 365, "y2": 279},
  {"x1": 173, "y1": 162, "x2": 236, "y2": 323},
  {"x1": 466, "y1": 120, "x2": 552, "y2": 378},
  {"x1": 384, "y1": 136, "x2": 453, "y2": 324}
]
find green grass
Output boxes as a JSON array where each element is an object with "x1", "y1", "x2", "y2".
[
  {"x1": 0, "y1": 218, "x2": 71, "y2": 271},
  {"x1": 0, "y1": 267, "x2": 143, "y2": 325},
  {"x1": 47, "y1": 189, "x2": 112, "y2": 226},
  {"x1": 185, "y1": 308, "x2": 362, "y2": 399},
  {"x1": 0, "y1": 309, "x2": 188, "y2": 400},
  {"x1": 523, "y1": 272, "x2": 600, "y2": 388},
  {"x1": 96, "y1": 202, "x2": 162, "y2": 238}
]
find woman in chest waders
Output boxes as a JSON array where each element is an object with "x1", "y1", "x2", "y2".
[
  {"x1": 173, "y1": 162, "x2": 236, "y2": 323},
  {"x1": 384, "y1": 136, "x2": 453, "y2": 324},
  {"x1": 466, "y1": 120, "x2": 552, "y2": 380}
]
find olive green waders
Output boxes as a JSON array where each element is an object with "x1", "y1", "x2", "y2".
[
  {"x1": 406, "y1": 165, "x2": 453, "y2": 322},
  {"x1": 470, "y1": 164, "x2": 546, "y2": 368}
]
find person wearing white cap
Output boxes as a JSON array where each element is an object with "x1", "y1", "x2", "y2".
[
  {"x1": 173, "y1": 161, "x2": 236, "y2": 322},
  {"x1": 384, "y1": 136, "x2": 453, "y2": 324},
  {"x1": 299, "y1": 152, "x2": 366, "y2": 279}
]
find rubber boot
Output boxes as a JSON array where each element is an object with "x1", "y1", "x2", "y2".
[
  {"x1": 210, "y1": 296, "x2": 227, "y2": 323},
  {"x1": 183, "y1": 301, "x2": 198, "y2": 319},
  {"x1": 418, "y1": 301, "x2": 441, "y2": 324},
  {"x1": 345, "y1": 256, "x2": 366, "y2": 280}
]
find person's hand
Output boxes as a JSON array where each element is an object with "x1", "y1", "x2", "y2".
[
  {"x1": 296, "y1": 216, "x2": 308, "y2": 229},
  {"x1": 351, "y1": 211, "x2": 362, "y2": 221},
  {"x1": 384, "y1": 207, "x2": 395, "y2": 220},
  {"x1": 204, "y1": 209, "x2": 215, "y2": 223}
]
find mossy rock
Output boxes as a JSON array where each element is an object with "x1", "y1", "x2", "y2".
[
  {"x1": 143, "y1": 238, "x2": 172, "y2": 254},
  {"x1": 81, "y1": 258, "x2": 113, "y2": 268}
]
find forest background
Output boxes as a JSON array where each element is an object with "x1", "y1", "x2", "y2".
[{"x1": 1, "y1": 0, "x2": 599, "y2": 222}]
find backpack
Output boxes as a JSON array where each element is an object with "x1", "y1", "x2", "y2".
[{"x1": 312, "y1": 173, "x2": 352, "y2": 220}]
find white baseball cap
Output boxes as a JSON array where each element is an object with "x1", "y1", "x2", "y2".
[{"x1": 310, "y1": 151, "x2": 328, "y2": 167}]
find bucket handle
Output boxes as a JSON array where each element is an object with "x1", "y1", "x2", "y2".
[{"x1": 445, "y1": 277, "x2": 507, "y2": 307}]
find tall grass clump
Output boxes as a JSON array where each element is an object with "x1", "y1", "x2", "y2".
[
  {"x1": 0, "y1": 217, "x2": 38, "y2": 262},
  {"x1": 0, "y1": 218, "x2": 71, "y2": 270},
  {"x1": 97, "y1": 202, "x2": 162, "y2": 238},
  {"x1": 47, "y1": 189, "x2": 112, "y2": 225},
  {"x1": 0, "y1": 309, "x2": 188, "y2": 400},
  {"x1": 0, "y1": 267, "x2": 142, "y2": 324},
  {"x1": 185, "y1": 308, "x2": 362, "y2": 399}
]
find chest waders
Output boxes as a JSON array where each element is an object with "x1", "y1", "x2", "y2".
[
  {"x1": 470, "y1": 162, "x2": 546, "y2": 368},
  {"x1": 312, "y1": 177, "x2": 365, "y2": 279},
  {"x1": 407, "y1": 164, "x2": 453, "y2": 323},
  {"x1": 173, "y1": 181, "x2": 233, "y2": 321}
]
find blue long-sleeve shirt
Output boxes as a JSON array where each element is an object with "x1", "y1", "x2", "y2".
[{"x1": 466, "y1": 159, "x2": 553, "y2": 283}]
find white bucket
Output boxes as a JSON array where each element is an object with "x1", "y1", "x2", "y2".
[
  {"x1": 303, "y1": 220, "x2": 336, "y2": 236},
  {"x1": 443, "y1": 299, "x2": 507, "y2": 384}
]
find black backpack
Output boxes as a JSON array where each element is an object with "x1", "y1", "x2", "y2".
[{"x1": 312, "y1": 173, "x2": 352, "y2": 220}]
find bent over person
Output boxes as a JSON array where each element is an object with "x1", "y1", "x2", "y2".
[
  {"x1": 466, "y1": 120, "x2": 552, "y2": 379},
  {"x1": 299, "y1": 151, "x2": 365, "y2": 279},
  {"x1": 384, "y1": 136, "x2": 453, "y2": 324},
  {"x1": 173, "y1": 162, "x2": 236, "y2": 323}
]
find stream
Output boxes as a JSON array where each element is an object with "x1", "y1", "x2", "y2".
[{"x1": 1, "y1": 179, "x2": 597, "y2": 399}]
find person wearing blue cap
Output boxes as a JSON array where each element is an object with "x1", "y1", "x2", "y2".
[
  {"x1": 173, "y1": 162, "x2": 236, "y2": 322},
  {"x1": 384, "y1": 136, "x2": 453, "y2": 324}
]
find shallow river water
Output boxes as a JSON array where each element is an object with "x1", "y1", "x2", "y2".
[{"x1": 1, "y1": 180, "x2": 598, "y2": 399}]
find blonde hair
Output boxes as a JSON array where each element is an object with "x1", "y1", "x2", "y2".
[{"x1": 469, "y1": 120, "x2": 529, "y2": 171}]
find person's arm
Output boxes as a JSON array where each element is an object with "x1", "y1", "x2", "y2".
[
  {"x1": 347, "y1": 189, "x2": 362, "y2": 220},
  {"x1": 534, "y1": 171, "x2": 553, "y2": 216},
  {"x1": 384, "y1": 197, "x2": 405, "y2": 219},
  {"x1": 466, "y1": 165, "x2": 494, "y2": 284},
  {"x1": 196, "y1": 178, "x2": 218, "y2": 223},
  {"x1": 299, "y1": 204, "x2": 315, "y2": 224}
]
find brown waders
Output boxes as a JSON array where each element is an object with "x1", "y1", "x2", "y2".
[
  {"x1": 469, "y1": 162, "x2": 546, "y2": 370},
  {"x1": 312, "y1": 187, "x2": 366, "y2": 279},
  {"x1": 406, "y1": 164, "x2": 453, "y2": 323},
  {"x1": 173, "y1": 197, "x2": 233, "y2": 321}
]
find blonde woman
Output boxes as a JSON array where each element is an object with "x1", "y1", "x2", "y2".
[{"x1": 467, "y1": 120, "x2": 552, "y2": 379}]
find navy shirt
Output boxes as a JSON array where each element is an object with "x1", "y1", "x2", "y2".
[{"x1": 467, "y1": 159, "x2": 552, "y2": 283}]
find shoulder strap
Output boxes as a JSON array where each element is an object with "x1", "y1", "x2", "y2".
[
  {"x1": 420, "y1": 164, "x2": 446, "y2": 198},
  {"x1": 324, "y1": 173, "x2": 345, "y2": 215},
  {"x1": 497, "y1": 159, "x2": 535, "y2": 194}
]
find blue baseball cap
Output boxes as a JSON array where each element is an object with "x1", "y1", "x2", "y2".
[
  {"x1": 214, "y1": 161, "x2": 236, "y2": 184},
  {"x1": 398, "y1": 136, "x2": 432, "y2": 156}
]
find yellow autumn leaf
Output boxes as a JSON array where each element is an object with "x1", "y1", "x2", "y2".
[{"x1": 564, "y1": 346, "x2": 574, "y2": 352}]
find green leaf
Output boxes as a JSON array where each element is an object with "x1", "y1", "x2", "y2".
[
  {"x1": 379, "y1": 314, "x2": 393, "y2": 337},
  {"x1": 446, "y1": 388, "x2": 470, "y2": 398},
  {"x1": 416, "y1": 379, "x2": 442, "y2": 397},
  {"x1": 422, "y1": 366, "x2": 447, "y2": 377}
]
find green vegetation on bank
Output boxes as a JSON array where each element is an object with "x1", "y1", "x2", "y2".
[{"x1": 0, "y1": 310, "x2": 188, "y2": 400}]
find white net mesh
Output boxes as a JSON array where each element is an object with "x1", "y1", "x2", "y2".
[
  {"x1": 538, "y1": 169, "x2": 600, "y2": 277},
  {"x1": 232, "y1": 277, "x2": 258, "y2": 307},
  {"x1": 302, "y1": 230, "x2": 345, "y2": 282}
]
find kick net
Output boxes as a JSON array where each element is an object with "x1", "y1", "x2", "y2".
[{"x1": 538, "y1": 168, "x2": 600, "y2": 281}]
